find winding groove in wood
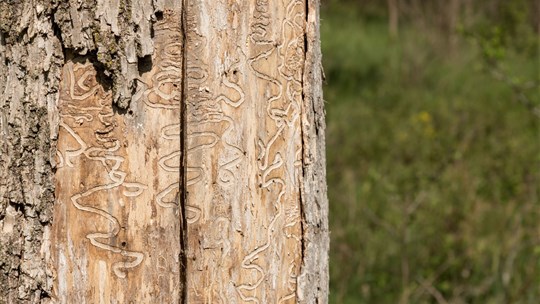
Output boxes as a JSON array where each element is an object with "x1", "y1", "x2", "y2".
[
  {"x1": 50, "y1": 1, "x2": 327, "y2": 302},
  {"x1": 51, "y1": 7, "x2": 184, "y2": 302},
  {"x1": 184, "y1": 1, "x2": 305, "y2": 302}
]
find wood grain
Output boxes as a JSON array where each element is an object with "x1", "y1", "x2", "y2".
[
  {"x1": 184, "y1": 1, "x2": 307, "y2": 302},
  {"x1": 51, "y1": 7, "x2": 183, "y2": 302}
]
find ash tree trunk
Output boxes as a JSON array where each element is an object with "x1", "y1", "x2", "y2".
[{"x1": 0, "y1": 0, "x2": 328, "y2": 303}]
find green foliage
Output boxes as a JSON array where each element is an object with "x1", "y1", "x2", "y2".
[{"x1": 322, "y1": 2, "x2": 540, "y2": 303}]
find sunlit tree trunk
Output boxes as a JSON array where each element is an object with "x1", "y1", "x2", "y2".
[{"x1": 0, "y1": 0, "x2": 328, "y2": 303}]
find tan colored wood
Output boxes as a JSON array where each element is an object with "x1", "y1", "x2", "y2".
[
  {"x1": 184, "y1": 1, "x2": 306, "y2": 302},
  {"x1": 51, "y1": 8, "x2": 183, "y2": 302}
]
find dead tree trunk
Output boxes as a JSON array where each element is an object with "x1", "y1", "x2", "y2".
[{"x1": 0, "y1": 1, "x2": 328, "y2": 303}]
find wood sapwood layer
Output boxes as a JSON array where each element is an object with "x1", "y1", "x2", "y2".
[
  {"x1": 184, "y1": 0, "x2": 305, "y2": 302},
  {"x1": 51, "y1": 8, "x2": 183, "y2": 302}
]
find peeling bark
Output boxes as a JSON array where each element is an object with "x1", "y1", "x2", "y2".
[
  {"x1": 0, "y1": 0, "x2": 327, "y2": 303},
  {"x1": 297, "y1": 2, "x2": 329, "y2": 302},
  {"x1": 52, "y1": 0, "x2": 158, "y2": 108}
]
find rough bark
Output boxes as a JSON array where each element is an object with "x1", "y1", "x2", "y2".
[
  {"x1": 1, "y1": 0, "x2": 328, "y2": 303},
  {"x1": 0, "y1": 1, "x2": 62, "y2": 302},
  {"x1": 297, "y1": 2, "x2": 329, "y2": 302}
]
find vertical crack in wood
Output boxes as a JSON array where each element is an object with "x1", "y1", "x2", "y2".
[
  {"x1": 179, "y1": 0, "x2": 189, "y2": 302},
  {"x1": 298, "y1": 0, "x2": 310, "y2": 277},
  {"x1": 297, "y1": 0, "x2": 329, "y2": 302},
  {"x1": 41, "y1": 0, "x2": 327, "y2": 301}
]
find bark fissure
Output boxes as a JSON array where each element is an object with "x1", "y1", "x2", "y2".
[
  {"x1": 297, "y1": 0, "x2": 330, "y2": 302},
  {"x1": 50, "y1": 7, "x2": 67, "y2": 63}
]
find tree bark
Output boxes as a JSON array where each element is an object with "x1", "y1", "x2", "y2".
[
  {"x1": 0, "y1": 1, "x2": 62, "y2": 302},
  {"x1": 0, "y1": 0, "x2": 328, "y2": 303}
]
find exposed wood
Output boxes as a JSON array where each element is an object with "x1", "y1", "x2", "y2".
[
  {"x1": 183, "y1": 0, "x2": 328, "y2": 302},
  {"x1": 184, "y1": 0, "x2": 304, "y2": 302},
  {"x1": 0, "y1": 0, "x2": 328, "y2": 303},
  {"x1": 51, "y1": 7, "x2": 183, "y2": 302}
]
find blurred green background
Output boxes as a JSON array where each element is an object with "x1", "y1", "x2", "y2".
[{"x1": 321, "y1": 0, "x2": 540, "y2": 303}]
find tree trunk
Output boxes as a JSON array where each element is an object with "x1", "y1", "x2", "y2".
[
  {"x1": 1, "y1": 0, "x2": 328, "y2": 303},
  {"x1": 388, "y1": 0, "x2": 399, "y2": 38}
]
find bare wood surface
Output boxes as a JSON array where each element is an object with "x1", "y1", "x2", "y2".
[
  {"x1": 183, "y1": 1, "x2": 328, "y2": 303},
  {"x1": 51, "y1": 7, "x2": 183, "y2": 302}
]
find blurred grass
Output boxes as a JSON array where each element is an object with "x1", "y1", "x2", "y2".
[{"x1": 322, "y1": 2, "x2": 540, "y2": 303}]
